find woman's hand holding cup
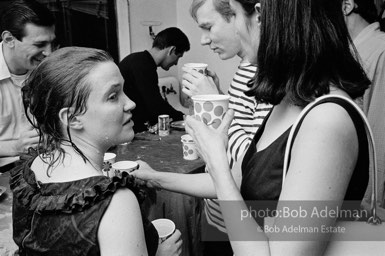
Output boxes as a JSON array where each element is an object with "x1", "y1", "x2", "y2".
[{"x1": 155, "y1": 229, "x2": 182, "y2": 256}]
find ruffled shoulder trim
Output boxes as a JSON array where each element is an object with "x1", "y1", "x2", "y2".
[{"x1": 10, "y1": 152, "x2": 155, "y2": 214}]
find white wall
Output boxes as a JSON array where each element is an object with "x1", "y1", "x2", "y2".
[
  {"x1": 126, "y1": 0, "x2": 239, "y2": 97},
  {"x1": 127, "y1": 0, "x2": 178, "y2": 78}
]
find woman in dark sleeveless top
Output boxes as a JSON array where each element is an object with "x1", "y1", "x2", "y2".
[
  {"x1": 185, "y1": 0, "x2": 371, "y2": 255},
  {"x1": 12, "y1": 47, "x2": 182, "y2": 256}
]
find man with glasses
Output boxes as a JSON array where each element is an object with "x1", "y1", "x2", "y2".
[{"x1": 0, "y1": 0, "x2": 56, "y2": 173}]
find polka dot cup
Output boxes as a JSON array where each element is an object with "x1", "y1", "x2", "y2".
[
  {"x1": 181, "y1": 134, "x2": 198, "y2": 160},
  {"x1": 103, "y1": 153, "x2": 116, "y2": 178},
  {"x1": 191, "y1": 94, "x2": 230, "y2": 129}
]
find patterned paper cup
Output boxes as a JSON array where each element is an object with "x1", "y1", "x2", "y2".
[
  {"x1": 152, "y1": 218, "x2": 176, "y2": 244},
  {"x1": 103, "y1": 153, "x2": 116, "y2": 178},
  {"x1": 191, "y1": 94, "x2": 230, "y2": 129},
  {"x1": 183, "y1": 63, "x2": 208, "y2": 75},
  {"x1": 111, "y1": 160, "x2": 139, "y2": 177},
  {"x1": 181, "y1": 134, "x2": 198, "y2": 160}
]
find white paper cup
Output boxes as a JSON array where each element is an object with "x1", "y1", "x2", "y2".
[
  {"x1": 151, "y1": 218, "x2": 176, "y2": 243},
  {"x1": 111, "y1": 160, "x2": 139, "y2": 177},
  {"x1": 103, "y1": 153, "x2": 116, "y2": 178},
  {"x1": 184, "y1": 63, "x2": 208, "y2": 75},
  {"x1": 181, "y1": 134, "x2": 198, "y2": 160},
  {"x1": 191, "y1": 94, "x2": 230, "y2": 129}
]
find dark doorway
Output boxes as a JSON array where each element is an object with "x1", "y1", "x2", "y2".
[{"x1": 0, "y1": 0, "x2": 119, "y2": 63}]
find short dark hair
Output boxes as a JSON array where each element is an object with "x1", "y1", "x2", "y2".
[
  {"x1": 353, "y1": 0, "x2": 378, "y2": 24},
  {"x1": 152, "y1": 27, "x2": 190, "y2": 55},
  {"x1": 0, "y1": 0, "x2": 55, "y2": 40},
  {"x1": 23, "y1": 47, "x2": 113, "y2": 174},
  {"x1": 236, "y1": 0, "x2": 369, "y2": 106},
  {"x1": 190, "y1": 0, "x2": 234, "y2": 22}
]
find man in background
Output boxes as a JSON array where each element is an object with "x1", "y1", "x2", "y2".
[
  {"x1": 119, "y1": 27, "x2": 190, "y2": 133},
  {"x1": 343, "y1": 0, "x2": 385, "y2": 207},
  {"x1": 0, "y1": 0, "x2": 56, "y2": 173}
]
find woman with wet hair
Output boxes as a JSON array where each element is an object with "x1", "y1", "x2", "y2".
[
  {"x1": 185, "y1": 0, "x2": 371, "y2": 255},
  {"x1": 11, "y1": 47, "x2": 182, "y2": 256}
]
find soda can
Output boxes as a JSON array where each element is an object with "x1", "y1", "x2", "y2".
[{"x1": 158, "y1": 114, "x2": 170, "y2": 136}]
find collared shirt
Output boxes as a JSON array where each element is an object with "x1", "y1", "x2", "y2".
[
  {"x1": 0, "y1": 42, "x2": 30, "y2": 167},
  {"x1": 353, "y1": 22, "x2": 385, "y2": 205}
]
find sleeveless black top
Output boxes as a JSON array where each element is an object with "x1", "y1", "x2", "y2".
[
  {"x1": 10, "y1": 152, "x2": 158, "y2": 256},
  {"x1": 241, "y1": 98, "x2": 369, "y2": 207}
]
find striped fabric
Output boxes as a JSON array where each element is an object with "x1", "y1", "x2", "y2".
[{"x1": 204, "y1": 63, "x2": 272, "y2": 232}]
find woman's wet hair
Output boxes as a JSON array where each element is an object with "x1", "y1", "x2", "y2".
[{"x1": 23, "y1": 47, "x2": 113, "y2": 174}]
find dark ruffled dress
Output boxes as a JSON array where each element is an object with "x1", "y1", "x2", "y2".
[{"x1": 10, "y1": 153, "x2": 159, "y2": 256}]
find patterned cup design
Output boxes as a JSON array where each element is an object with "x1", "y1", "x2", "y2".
[
  {"x1": 111, "y1": 160, "x2": 139, "y2": 177},
  {"x1": 103, "y1": 153, "x2": 116, "y2": 178},
  {"x1": 181, "y1": 134, "x2": 198, "y2": 160},
  {"x1": 184, "y1": 63, "x2": 208, "y2": 75},
  {"x1": 191, "y1": 95, "x2": 230, "y2": 129},
  {"x1": 152, "y1": 219, "x2": 176, "y2": 244}
]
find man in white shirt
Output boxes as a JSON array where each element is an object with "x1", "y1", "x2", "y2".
[
  {"x1": 0, "y1": 0, "x2": 56, "y2": 172},
  {"x1": 343, "y1": 0, "x2": 385, "y2": 206}
]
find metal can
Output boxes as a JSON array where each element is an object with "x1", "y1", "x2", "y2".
[{"x1": 158, "y1": 114, "x2": 170, "y2": 136}]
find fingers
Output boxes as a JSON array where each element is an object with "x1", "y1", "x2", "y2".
[
  {"x1": 184, "y1": 115, "x2": 202, "y2": 136},
  {"x1": 181, "y1": 79, "x2": 195, "y2": 92},
  {"x1": 182, "y1": 67, "x2": 203, "y2": 77},
  {"x1": 158, "y1": 229, "x2": 183, "y2": 256},
  {"x1": 206, "y1": 69, "x2": 216, "y2": 79},
  {"x1": 136, "y1": 160, "x2": 151, "y2": 168},
  {"x1": 167, "y1": 229, "x2": 182, "y2": 242},
  {"x1": 131, "y1": 162, "x2": 152, "y2": 178},
  {"x1": 218, "y1": 109, "x2": 235, "y2": 133},
  {"x1": 129, "y1": 169, "x2": 140, "y2": 178},
  {"x1": 181, "y1": 87, "x2": 193, "y2": 97}
]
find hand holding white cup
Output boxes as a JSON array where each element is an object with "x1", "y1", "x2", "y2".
[
  {"x1": 182, "y1": 63, "x2": 220, "y2": 97},
  {"x1": 111, "y1": 160, "x2": 139, "y2": 177},
  {"x1": 151, "y1": 218, "x2": 176, "y2": 243}
]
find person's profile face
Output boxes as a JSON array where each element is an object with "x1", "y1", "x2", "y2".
[
  {"x1": 14, "y1": 23, "x2": 56, "y2": 73},
  {"x1": 229, "y1": 0, "x2": 260, "y2": 63},
  {"x1": 196, "y1": 0, "x2": 242, "y2": 60},
  {"x1": 162, "y1": 51, "x2": 183, "y2": 70},
  {"x1": 78, "y1": 61, "x2": 136, "y2": 147}
]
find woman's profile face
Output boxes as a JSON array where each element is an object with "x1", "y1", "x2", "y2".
[
  {"x1": 77, "y1": 61, "x2": 136, "y2": 148},
  {"x1": 229, "y1": 0, "x2": 261, "y2": 63}
]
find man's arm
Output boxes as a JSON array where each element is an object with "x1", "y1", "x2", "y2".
[{"x1": 0, "y1": 127, "x2": 39, "y2": 157}]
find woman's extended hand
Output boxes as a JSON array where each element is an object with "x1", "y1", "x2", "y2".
[
  {"x1": 131, "y1": 160, "x2": 163, "y2": 189},
  {"x1": 185, "y1": 109, "x2": 234, "y2": 171},
  {"x1": 156, "y1": 229, "x2": 183, "y2": 256}
]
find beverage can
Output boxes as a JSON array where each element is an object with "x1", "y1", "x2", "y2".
[{"x1": 158, "y1": 115, "x2": 170, "y2": 136}]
